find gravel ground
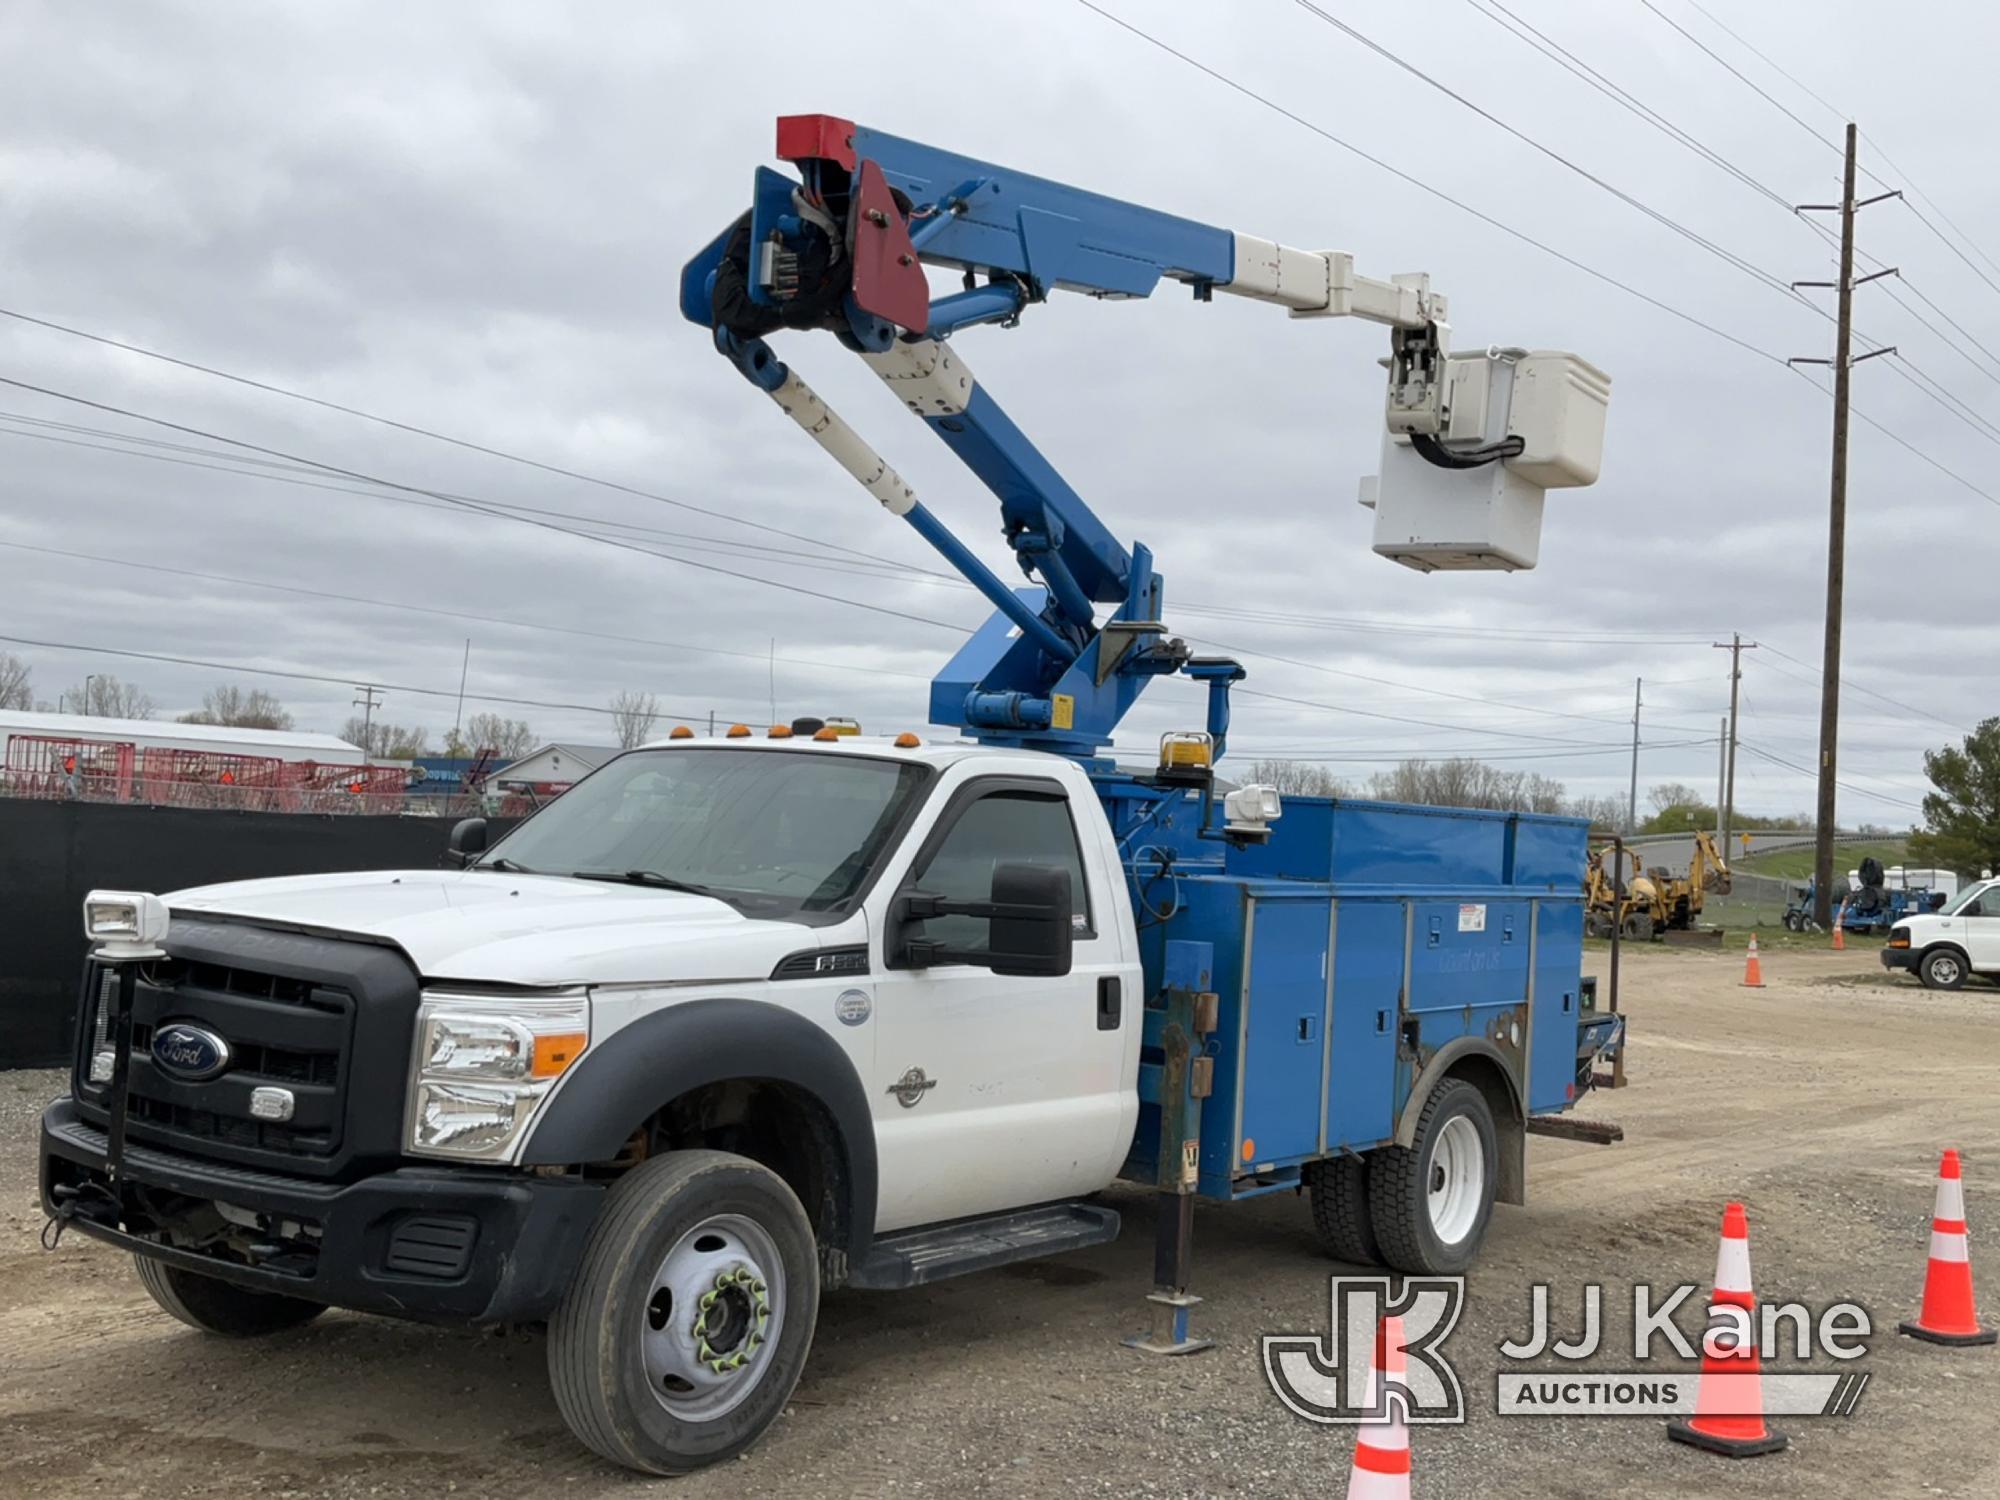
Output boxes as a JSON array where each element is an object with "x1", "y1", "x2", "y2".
[{"x1": 2, "y1": 945, "x2": 1996, "y2": 1497}]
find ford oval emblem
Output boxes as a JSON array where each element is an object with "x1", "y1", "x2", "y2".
[{"x1": 151, "y1": 1023, "x2": 232, "y2": 1082}]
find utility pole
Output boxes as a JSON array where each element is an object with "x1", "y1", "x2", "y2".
[
  {"x1": 1627, "y1": 677, "x2": 1643, "y2": 834},
  {"x1": 352, "y1": 685, "x2": 384, "y2": 755},
  {"x1": 1790, "y1": 124, "x2": 1900, "y2": 927},
  {"x1": 1716, "y1": 718, "x2": 1728, "y2": 841},
  {"x1": 451, "y1": 640, "x2": 471, "y2": 756},
  {"x1": 1711, "y1": 633, "x2": 1757, "y2": 853}
]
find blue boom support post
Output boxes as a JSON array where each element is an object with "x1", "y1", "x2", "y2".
[{"x1": 680, "y1": 113, "x2": 1245, "y2": 764}]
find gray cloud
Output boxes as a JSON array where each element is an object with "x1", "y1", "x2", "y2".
[{"x1": 2, "y1": 0, "x2": 1992, "y2": 821}]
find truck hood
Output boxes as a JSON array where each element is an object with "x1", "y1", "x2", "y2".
[{"x1": 165, "y1": 870, "x2": 825, "y2": 986}]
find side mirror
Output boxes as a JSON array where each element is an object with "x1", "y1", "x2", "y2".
[
  {"x1": 895, "y1": 861, "x2": 1074, "y2": 978},
  {"x1": 446, "y1": 817, "x2": 489, "y2": 868}
]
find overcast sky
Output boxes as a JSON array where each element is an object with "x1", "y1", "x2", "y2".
[{"x1": 2, "y1": 0, "x2": 1992, "y2": 823}]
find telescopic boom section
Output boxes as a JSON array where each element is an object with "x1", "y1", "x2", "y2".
[{"x1": 679, "y1": 113, "x2": 1583, "y2": 760}]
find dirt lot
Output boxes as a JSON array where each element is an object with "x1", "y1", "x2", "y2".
[{"x1": 2, "y1": 944, "x2": 1995, "y2": 1498}]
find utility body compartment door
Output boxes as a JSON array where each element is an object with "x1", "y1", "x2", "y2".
[{"x1": 865, "y1": 766, "x2": 1139, "y2": 1233}]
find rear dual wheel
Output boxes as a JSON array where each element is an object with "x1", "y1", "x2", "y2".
[{"x1": 1307, "y1": 1080, "x2": 1499, "y2": 1276}]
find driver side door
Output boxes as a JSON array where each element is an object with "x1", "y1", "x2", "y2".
[{"x1": 865, "y1": 774, "x2": 1133, "y2": 1232}]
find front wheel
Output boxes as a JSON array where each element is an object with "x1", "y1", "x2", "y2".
[
  {"x1": 548, "y1": 1150, "x2": 819, "y2": 1475},
  {"x1": 134, "y1": 1257, "x2": 324, "y2": 1337},
  {"x1": 1920, "y1": 948, "x2": 1968, "y2": 991},
  {"x1": 1367, "y1": 1080, "x2": 1498, "y2": 1275}
]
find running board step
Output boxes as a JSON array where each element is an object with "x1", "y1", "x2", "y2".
[{"x1": 847, "y1": 1201, "x2": 1121, "y2": 1290}]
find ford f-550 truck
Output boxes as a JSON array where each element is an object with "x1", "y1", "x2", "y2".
[{"x1": 42, "y1": 115, "x2": 1620, "y2": 1474}]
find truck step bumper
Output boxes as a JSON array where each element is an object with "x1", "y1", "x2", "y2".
[{"x1": 848, "y1": 1200, "x2": 1120, "y2": 1289}]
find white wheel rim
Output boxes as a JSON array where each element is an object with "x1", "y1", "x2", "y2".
[
  {"x1": 640, "y1": 1213, "x2": 785, "y2": 1423},
  {"x1": 1426, "y1": 1116, "x2": 1485, "y2": 1246}
]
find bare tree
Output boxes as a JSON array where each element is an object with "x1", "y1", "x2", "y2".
[
  {"x1": 1245, "y1": 758, "x2": 1353, "y2": 797},
  {"x1": 0, "y1": 652, "x2": 31, "y2": 711},
  {"x1": 64, "y1": 674, "x2": 155, "y2": 719},
  {"x1": 178, "y1": 685, "x2": 294, "y2": 730},
  {"x1": 1364, "y1": 757, "x2": 1577, "y2": 814},
  {"x1": 1646, "y1": 781, "x2": 1704, "y2": 815},
  {"x1": 340, "y1": 717, "x2": 430, "y2": 759},
  {"x1": 463, "y1": 712, "x2": 536, "y2": 760},
  {"x1": 610, "y1": 690, "x2": 661, "y2": 749}
]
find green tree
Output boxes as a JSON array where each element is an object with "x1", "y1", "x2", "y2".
[{"x1": 1907, "y1": 718, "x2": 2000, "y2": 875}]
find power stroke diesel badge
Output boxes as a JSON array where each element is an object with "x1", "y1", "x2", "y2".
[{"x1": 886, "y1": 1067, "x2": 937, "y2": 1108}]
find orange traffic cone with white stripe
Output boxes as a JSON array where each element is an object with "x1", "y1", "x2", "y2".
[
  {"x1": 1741, "y1": 934, "x2": 1767, "y2": 988},
  {"x1": 1345, "y1": 1315, "x2": 1411, "y2": 1500},
  {"x1": 1667, "y1": 1202, "x2": 1788, "y2": 1458},
  {"x1": 1899, "y1": 1150, "x2": 1997, "y2": 1346}
]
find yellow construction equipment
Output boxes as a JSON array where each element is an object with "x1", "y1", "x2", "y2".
[{"x1": 1588, "y1": 830, "x2": 1731, "y2": 940}]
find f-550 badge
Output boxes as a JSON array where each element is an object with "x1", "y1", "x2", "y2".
[{"x1": 886, "y1": 1067, "x2": 937, "y2": 1108}]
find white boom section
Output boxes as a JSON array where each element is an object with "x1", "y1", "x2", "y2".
[
  {"x1": 1219, "y1": 235, "x2": 1448, "y2": 333},
  {"x1": 765, "y1": 367, "x2": 918, "y2": 516}
]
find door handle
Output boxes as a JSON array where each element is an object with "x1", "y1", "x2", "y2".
[{"x1": 1096, "y1": 976, "x2": 1121, "y2": 1031}]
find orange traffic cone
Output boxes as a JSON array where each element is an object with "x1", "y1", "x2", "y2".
[
  {"x1": 1667, "y1": 1203, "x2": 1788, "y2": 1458},
  {"x1": 1741, "y1": 935, "x2": 1767, "y2": 988},
  {"x1": 1900, "y1": 1150, "x2": 1997, "y2": 1346},
  {"x1": 1345, "y1": 1315, "x2": 1411, "y2": 1500},
  {"x1": 1831, "y1": 909, "x2": 1846, "y2": 951}
]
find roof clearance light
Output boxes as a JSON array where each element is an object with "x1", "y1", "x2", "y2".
[
  {"x1": 769, "y1": 725, "x2": 794, "y2": 739},
  {"x1": 669, "y1": 725, "x2": 695, "y2": 740},
  {"x1": 726, "y1": 724, "x2": 752, "y2": 738},
  {"x1": 813, "y1": 727, "x2": 841, "y2": 742},
  {"x1": 894, "y1": 732, "x2": 922, "y2": 749}
]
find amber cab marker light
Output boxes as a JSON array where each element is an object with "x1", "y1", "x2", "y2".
[
  {"x1": 726, "y1": 724, "x2": 752, "y2": 738},
  {"x1": 813, "y1": 727, "x2": 841, "y2": 742},
  {"x1": 768, "y1": 724, "x2": 794, "y2": 739},
  {"x1": 894, "y1": 732, "x2": 922, "y2": 748},
  {"x1": 668, "y1": 725, "x2": 694, "y2": 740}
]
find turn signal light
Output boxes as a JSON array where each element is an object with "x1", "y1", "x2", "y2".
[{"x1": 531, "y1": 1031, "x2": 589, "y2": 1079}]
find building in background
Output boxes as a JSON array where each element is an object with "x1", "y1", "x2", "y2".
[{"x1": 491, "y1": 742, "x2": 620, "y2": 800}]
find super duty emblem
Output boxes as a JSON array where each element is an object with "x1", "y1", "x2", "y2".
[{"x1": 886, "y1": 1067, "x2": 937, "y2": 1108}]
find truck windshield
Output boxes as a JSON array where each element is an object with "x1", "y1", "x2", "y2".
[
  {"x1": 482, "y1": 748, "x2": 929, "y2": 916},
  {"x1": 1939, "y1": 881, "x2": 1994, "y2": 917}
]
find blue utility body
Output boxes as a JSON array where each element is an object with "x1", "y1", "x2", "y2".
[{"x1": 1114, "y1": 787, "x2": 1592, "y2": 1200}]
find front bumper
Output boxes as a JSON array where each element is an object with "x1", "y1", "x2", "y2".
[
  {"x1": 1881, "y1": 946, "x2": 1917, "y2": 973},
  {"x1": 40, "y1": 1096, "x2": 603, "y2": 1324}
]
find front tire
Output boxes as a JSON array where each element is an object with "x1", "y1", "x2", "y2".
[
  {"x1": 548, "y1": 1150, "x2": 818, "y2": 1475},
  {"x1": 1920, "y1": 948, "x2": 1969, "y2": 991},
  {"x1": 133, "y1": 1257, "x2": 324, "y2": 1337},
  {"x1": 1306, "y1": 1154, "x2": 1381, "y2": 1265},
  {"x1": 1368, "y1": 1080, "x2": 1499, "y2": 1275}
]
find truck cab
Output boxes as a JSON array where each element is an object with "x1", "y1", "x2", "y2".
[{"x1": 1885, "y1": 876, "x2": 2000, "y2": 989}]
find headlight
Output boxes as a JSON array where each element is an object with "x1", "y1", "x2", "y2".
[
  {"x1": 83, "y1": 889, "x2": 169, "y2": 959},
  {"x1": 406, "y1": 991, "x2": 588, "y2": 1162}
]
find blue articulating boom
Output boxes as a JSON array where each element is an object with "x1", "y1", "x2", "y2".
[{"x1": 679, "y1": 114, "x2": 1466, "y2": 791}]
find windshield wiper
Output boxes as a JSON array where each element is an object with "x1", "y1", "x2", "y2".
[
  {"x1": 472, "y1": 857, "x2": 536, "y2": 873},
  {"x1": 570, "y1": 869, "x2": 716, "y2": 897}
]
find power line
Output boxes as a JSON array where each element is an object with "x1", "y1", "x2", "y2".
[
  {"x1": 1070, "y1": 0, "x2": 1793, "y2": 367},
  {"x1": 0, "y1": 304, "x2": 949, "y2": 577},
  {"x1": 0, "y1": 373, "x2": 975, "y2": 636},
  {"x1": 1290, "y1": 0, "x2": 1808, "y2": 302},
  {"x1": 1462, "y1": 0, "x2": 1797, "y2": 213},
  {"x1": 1637, "y1": 0, "x2": 1858, "y2": 168},
  {"x1": 0, "y1": 417, "x2": 959, "y2": 590},
  {"x1": 0, "y1": 538, "x2": 937, "y2": 685},
  {"x1": 1753, "y1": 644, "x2": 1969, "y2": 734},
  {"x1": 0, "y1": 631, "x2": 767, "y2": 726},
  {"x1": 1735, "y1": 739, "x2": 1924, "y2": 812}
]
